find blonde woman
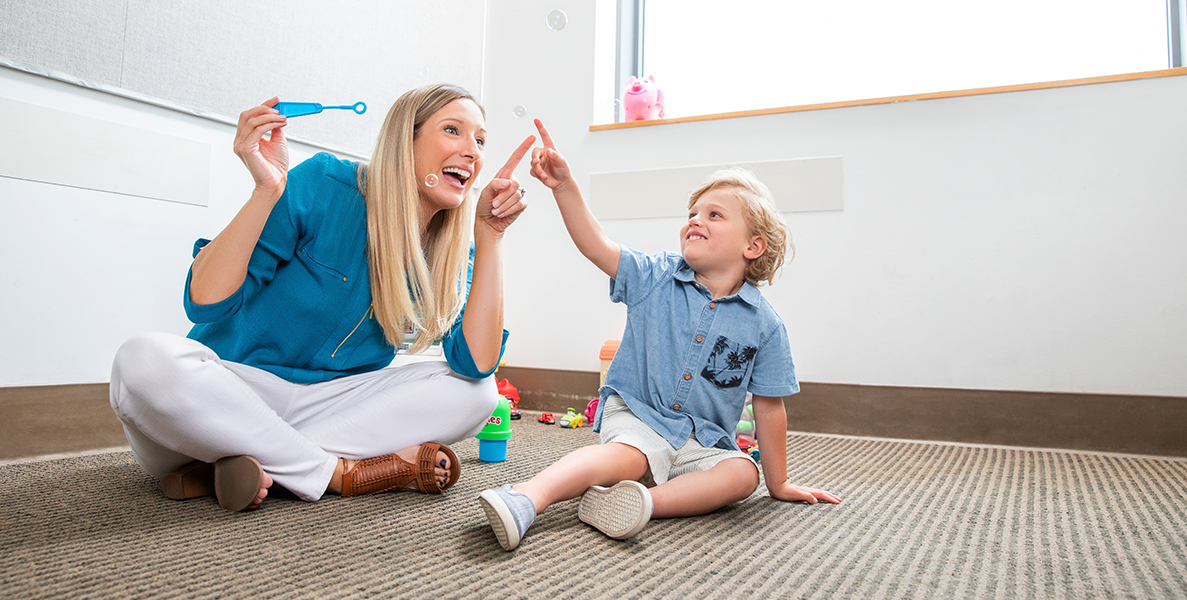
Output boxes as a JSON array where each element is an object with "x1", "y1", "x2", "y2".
[{"x1": 110, "y1": 84, "x2": 533, "y2": 511}]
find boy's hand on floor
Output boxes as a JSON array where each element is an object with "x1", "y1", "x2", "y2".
[{"x1": 768, "y1": 481, "x2": 842, "y2": 504}]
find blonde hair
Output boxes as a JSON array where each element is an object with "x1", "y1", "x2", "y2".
[
  {"x1": 687, "y1": 168, "x2": 793, "y2": 286},
  {"x1": 360, "y1": 84, "x2": 482, "y2": 352}
]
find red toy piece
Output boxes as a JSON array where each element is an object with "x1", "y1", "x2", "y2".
[
  {"x1": 497, "y1": 378, "x2": 521, "y2": 420},
  {"x1": 537, "y1": 412, "x2": 555, "y2": 425},
  {"x1": 737, "y1": 436, "x2": 761, "y2": 462}
]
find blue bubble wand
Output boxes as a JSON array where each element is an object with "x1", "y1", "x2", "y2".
[{"x1": 274, "y1": 101, "x2": 367, "y2": 118}]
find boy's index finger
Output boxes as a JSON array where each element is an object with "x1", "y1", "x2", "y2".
[
  {"x1": 533, "y1": 119, "x2": 556, "y2": 149},
  {"x1": 495, "y1": 135, "x2": 537, "y2": 179}
]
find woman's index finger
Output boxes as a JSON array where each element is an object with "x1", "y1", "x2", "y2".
[
  {"x1": 495, "y1": 135, "x2": 537, "y2": 179},
  {"x1": 533, "y1": 119, "x2": 556, "y2": 149}
]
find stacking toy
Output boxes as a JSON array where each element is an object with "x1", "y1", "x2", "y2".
[
  {"x1": 736, "y1": 395, "x2": 756, "y2": 443},
  {"x1": 600, "y1": 340, "x2": 620, "y2": 386},
  {"x1": 476, "y1": 395, "x2": 513, "y2": 462},
  {"x1": 274, "y1": 101, "x2": 367, "y2": 118}
]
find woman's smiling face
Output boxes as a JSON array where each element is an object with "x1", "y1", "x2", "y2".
[{"x1": 414, "y1": 98, "x2": 487, "y2": 218}]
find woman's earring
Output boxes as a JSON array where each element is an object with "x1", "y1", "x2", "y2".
[{"x1": 424, "y1": 173, "x2": 439, "y2": 188}]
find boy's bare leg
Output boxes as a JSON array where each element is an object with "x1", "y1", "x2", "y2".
[
  {"x1": 649, "y1": 457, "x2": 759, "y2": 519},
  {"x1": 513, "y1": 442, "x2": 649, "y2": 513}
]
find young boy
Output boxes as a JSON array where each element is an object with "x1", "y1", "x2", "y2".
[{"x1": 479, "y1": 120, "x2": 840, "y2": 551}]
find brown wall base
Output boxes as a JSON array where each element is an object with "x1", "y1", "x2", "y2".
[
  {"x1": 0, "y1": 383, "x2": 126, "y2": 460},
  {"x1": 4, "y1": 371, "x2": 1185, "y2": 460},
  {"x1": 497, "y1": 366, "x2": 1187, "y2": 457}
]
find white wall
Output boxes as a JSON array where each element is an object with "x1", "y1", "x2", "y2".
[
  {"x1": 3, "y1": 3, "x2": 1184, "y2": 400},
  {"x1": 0, "y1": 0, "x2": 487, "y2": 155},
  {"x1": 482, "y1": 1, "x2": 1187, "y2": 397},
  {"x1": 0, "y1": 66, "x2": 319, "y2": 386}
]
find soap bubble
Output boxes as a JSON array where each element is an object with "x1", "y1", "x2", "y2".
[
  {"x1": 424, "y1": 173, "x2": 439, "y2": 188},
  {"x1": 547, "y1": 10, "x2": 567, "y2": 31},
  {"x1": 513, "y1": 105, "x2": 527, "y2": 118}
]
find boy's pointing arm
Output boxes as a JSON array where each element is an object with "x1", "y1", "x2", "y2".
[{"x1": 529, "y1": 119, "x2": 621, "y2": 280}]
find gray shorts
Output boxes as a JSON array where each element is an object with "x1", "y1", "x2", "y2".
[{"x1": 598, "y1": 394, "x2": 757, "y2": 487}]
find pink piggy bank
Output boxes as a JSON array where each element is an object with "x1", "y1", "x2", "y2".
[{"x1": 622, "y1": 75, "x2": 665, "y2": 121}]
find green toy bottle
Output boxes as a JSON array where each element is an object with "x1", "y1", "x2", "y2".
[{"x1": 476, "y1": 395, "x2": 513, "y2": 462}]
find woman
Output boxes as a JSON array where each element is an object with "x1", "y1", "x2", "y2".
[{"x1": 110, "y1": 84, "x2": 533, "y2": 511}]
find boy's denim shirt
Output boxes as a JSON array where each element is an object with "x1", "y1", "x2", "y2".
[{"x1": 596, "y1": 245, "x2": 799, "y2": 451}]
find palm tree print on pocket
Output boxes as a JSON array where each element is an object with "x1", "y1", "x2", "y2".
[{"x1": 700, "y1": 336, "x2": 758, "y2": 389}]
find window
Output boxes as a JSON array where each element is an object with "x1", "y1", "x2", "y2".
[{"x1": 598, "y1": 0, "x2": 1181, "y2": 124}]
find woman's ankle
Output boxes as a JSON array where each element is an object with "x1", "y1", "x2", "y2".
[{"x1": 327, "y1": 457, "x2": 345, "y2": 495}]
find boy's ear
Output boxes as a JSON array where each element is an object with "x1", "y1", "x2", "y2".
[{"x1": 744, "y1": 235, "x2": 767, "y2": 260}]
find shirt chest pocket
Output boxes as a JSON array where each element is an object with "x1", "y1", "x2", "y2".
[
  {"x1": 700, "y1": 335, "x2": 758, "y2": 389},
  {"x1": 299, "y1": 246, "x2": 352, "y2": 283}
]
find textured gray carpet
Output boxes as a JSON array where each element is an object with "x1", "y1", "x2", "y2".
[{"x1": 2, "y1": 417, "x2": 1186, "y2": 599}]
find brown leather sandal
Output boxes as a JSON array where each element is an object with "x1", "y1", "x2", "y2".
[
  {"x1": 340, "y1": 442, "x2": 460, "y2": 496},
  {"x1": 159, "y1": 460, "x2": 214, "y2": 500},
  {"x1": 158, "y1": 456, "x2": 265, "y2": 512},
  {"x1": 214, "y1": 455, "x2": 266, "y2": 512}
]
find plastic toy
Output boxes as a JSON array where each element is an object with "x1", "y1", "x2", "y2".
[
  {"x1": 737, "y1": 437, "x2": 760, "y2": 462},
  {"x1": 497, "y1": 378, "x2": 521, "y2": 420},
  {"x1": 736, "y1": 395, "x2": 760, "y2": 461},
  {"x1": 274, "y1": 101, "x2": 367, "y2": 118},
  {"x1": 558, "y1": 408, "x2": 584, "y2": 429},
  {"x1": 621, "y1": 76, "x2": 664, "y2": 122},
  {"x1": 475, "y1": 395, "x2": 513, "y2": 462},
  {"x1": 599, "y1": 340, "x2": 619, "y2": 386},
  {"x1": 537, "y1": 412, "x2": 555, "y2": 425},
  {"x1": 584, "y1": 397, "x2": 599, "y2": 424}
]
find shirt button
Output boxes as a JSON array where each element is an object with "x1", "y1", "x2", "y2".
[
  {"x1": 673, "y1": 404, "x2": 681, "y2": 410},
  {"x1": 343, "y1": 277, "x2": 348, "y2": 282},
  {"x1": 684, "y1": 373, "x2": 691, "y2": 380},
  {"x1": 696, "y1": 335, "x2": 703, "y2": 343},
  {"x1": 709, "y1": 302, "x2": 716, "y2": 309}
]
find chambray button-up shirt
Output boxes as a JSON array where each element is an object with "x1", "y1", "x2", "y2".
[{"x1": 596, "y1": 246, "x2": 799, "y2": 451}]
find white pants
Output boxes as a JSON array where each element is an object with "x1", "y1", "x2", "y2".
[{"x1": 109, "y1": 332, "x2": 498, "y2": 501}]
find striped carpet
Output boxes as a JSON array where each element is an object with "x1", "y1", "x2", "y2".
[{"x1": 1, "y1": 417, "x2": 1185, "y2": 599}]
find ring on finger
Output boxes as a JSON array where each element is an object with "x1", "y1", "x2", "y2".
[{"x1": 518, "y1": 188, "x2": 526, "y2": 197}]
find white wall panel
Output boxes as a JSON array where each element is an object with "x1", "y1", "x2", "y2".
[{"x1": 0, "y1": 98, "x2": 210, "y2": 206}]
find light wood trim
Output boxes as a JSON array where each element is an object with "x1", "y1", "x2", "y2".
[{"x1": 591, "y1": 67, "x2": 1187, "y2": 131}]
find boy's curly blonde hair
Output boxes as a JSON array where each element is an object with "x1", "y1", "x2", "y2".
[{"x1": 687, "y1": 168, "x2": 793, "y2": 286}]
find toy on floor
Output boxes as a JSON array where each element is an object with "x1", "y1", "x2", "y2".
[
  {"x1": 736, "y1": 395, "x2": 760, "y2": 461},
  {"x1": 537, "y1": 412, "x2": 555, "y2": 425},
  {"x1": 274, "y1": 101, "x2": 367, "y2": 118},
  {"x1": 497, "y1": 378, "x2": 521, "y2": 420},
  {"x1": 599, "y1": 340, "x2": 620, "y2": 386},
  {"x1": 584, "y1": 397, "x2": 599, "y2": 424},
  {"x1": 737, "y1": 437, "x2": 760, "y2": 462},
  {"x1": 476, "y1": 394, "x2": 513, "y2": 462},
  {"x1": 558, "y1": 407, "x2": 584, "y2": 428},
  {"x1": 621, "y1": 76, "x2": 664, "y2": 121}
]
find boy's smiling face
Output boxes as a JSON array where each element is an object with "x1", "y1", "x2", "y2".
[{"x1": 680, "y1": 187, "x2": 764, "y2": 280}]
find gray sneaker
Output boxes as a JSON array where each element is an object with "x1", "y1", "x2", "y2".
[
  {"x1": 577, "y1": 480, "x2": 653, "y2": 540},
  {"x1": 479, "y1": 484, "x2": 537, "y2": 551}
]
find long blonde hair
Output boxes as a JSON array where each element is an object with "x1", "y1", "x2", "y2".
[
  {"x1": 360, "y1": 84, "x2": 481, "y2": 352},
  {"x1": 688, "y1": 168, "x2": 793, "y2": 287}
]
